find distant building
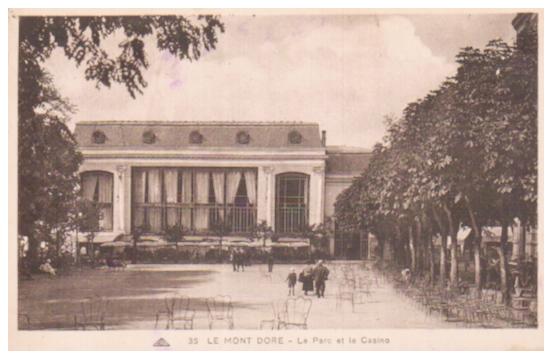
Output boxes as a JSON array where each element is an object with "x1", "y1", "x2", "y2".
[{"x1": 74, "y1": 121, "x2": 370, "y2": 257}]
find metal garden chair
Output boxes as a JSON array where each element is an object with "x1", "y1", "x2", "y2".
[
  {"x1": 259, "y1": 300, "x2": 284, "y2": 330},
  {"x1": 74, "y1": 297, "x2": 110, "y2": 330},
  {"x1": 279, "y1": 296, "x2": 312, "y2": 329},
  {"x1": 206, "y1": 295, "x2": 234, "y2": 330},
  {"x1": 155, "y1": 296, "x2": 196, "y2": 330}
]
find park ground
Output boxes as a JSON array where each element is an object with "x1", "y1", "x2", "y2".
[{"x1": 18, "y1": 262, "x2": 456, "y2": 330}]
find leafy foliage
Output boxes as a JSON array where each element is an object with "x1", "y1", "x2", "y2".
[
  {"x1": 335, "y1": 36, "x2": 538, "y2": 291},
  {"x1": 249, "y1": 221, "x2": 274, "y2": 246},
  {"x1": 19, "y1": 16, "x2": 225, "y2": 98}
]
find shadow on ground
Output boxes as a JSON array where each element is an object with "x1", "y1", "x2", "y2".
[{"x1": 18, "y1": 268, "x2": 252, "y2": 330}]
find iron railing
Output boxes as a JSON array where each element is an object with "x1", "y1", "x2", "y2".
[
  {"x1": 133, "y1": 203, "x2": 256, "y2": 234},
  {"x1": 276, "y1": 206, "x2": 308, "y2": 234}
]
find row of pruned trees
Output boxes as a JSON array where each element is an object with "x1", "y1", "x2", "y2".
[{"x1": 335, "y1": 38, "x2": 537, "y2": 301}]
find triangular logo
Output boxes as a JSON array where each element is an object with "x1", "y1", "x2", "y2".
[{"x1": 153, "y1": 337, "x2": 170, "y2": 347}]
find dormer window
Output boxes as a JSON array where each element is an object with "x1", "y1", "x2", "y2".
[
  {"x1": 142, "y1": 130, "x2": 156, "y2": 144},
  {"x1": 288, "y1": 130, "x2": 303, "y2": 144},
  {"x1": 92, "y1": 130, "x2": 106, "y2": 144},
  {"x1": 236, "y1": 131, "x2": 250, "y2": 145},
  {"x1": 189, "y1": 130, "x2": 203, "y2": 144}
]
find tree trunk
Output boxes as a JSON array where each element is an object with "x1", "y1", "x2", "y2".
[
  {"x1": 518, "y1": 219, "x2": 526, "y2": 266},
  {"x1": 425, "y1": 213, "x2": 435, "y2": 285},
  {"x1": 26, "y1": 232, "x2": 40, "y2": 272},
  {"x1": 408, "y1": 224, "x2": 416, "y2": 272},
  {"x1": 55, "y1": 230, "x2": 62, "y2": 259},
  {"x1": 75, "y1": 230, "x2": 80, "y2": 265},
  {"x1": 394, "y1": 223, "x2": 404, "y2": 266},
  {"x1": 432, "y1": 205, "x2": 448, "y2": 287},
  {"x1": 88, "y1": 237, "x2": 95, "y2": 266},
  {"x1": 415, "y1": 216, "x2": 424, "y2": 274},
  {"x1": 443, "y1": 203, "x2": 458, "y2": 288},
  {"x1": 498, "y1": 222, "x2": 511, "y2": 304},
  {"x1": 474, "y1": 244, "x2": 481, "y2": 290},
  {"x1": 465, "y1": 195, "x2": 482, "y2": 290}
]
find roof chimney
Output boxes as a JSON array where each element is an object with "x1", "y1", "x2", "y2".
[{"x1": 321, "y1": 130, "x2": 327, "y2": 147}]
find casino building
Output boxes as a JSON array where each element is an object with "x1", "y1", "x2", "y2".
[{"x1": 74, "y1": 121, "x2": 371, "y2": 258}]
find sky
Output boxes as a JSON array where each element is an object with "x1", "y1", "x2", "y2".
[{"x1": 44, "y1": 13, "x2": 517, "y2": 149}]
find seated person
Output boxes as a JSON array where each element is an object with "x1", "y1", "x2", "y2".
[{"x1": 39, "y1": 259, "x2": 56, "y2": 276}]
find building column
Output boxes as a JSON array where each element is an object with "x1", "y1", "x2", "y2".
[
  {"x1": 116, "y1": 165, "x2": 128, "y2": 233},
  {"x1": 260, "y1": 166, "x2": 275, "y2": 228},
  {"x1": 309, "y1": 166, "x2": 325, "y2": 226}
]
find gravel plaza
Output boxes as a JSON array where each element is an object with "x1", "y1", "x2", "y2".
[{"x1": 18, "y1": 261, "x2": 455, "y2": 330}]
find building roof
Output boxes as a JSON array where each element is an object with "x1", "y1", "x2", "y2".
[
  {"x1": 325, "y1": 146, "x2": 371, "y2": 175},
  {"x1": 74, "y1": 121, "x2": 323, "y2": 150}
]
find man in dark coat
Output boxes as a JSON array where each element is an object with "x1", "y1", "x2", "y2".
[
  {"x1": 313, "y1": 260, "x2": 330, "y2": 298},
  {"x1": 230, "y1": 249, "x2": 238, "y2": 272},
  {"x1": 267, "y1": 251, "x2": 274, "y2": 272},
  {"x1": 236, "y1": 249, "x2": 245, "y2": 272}
]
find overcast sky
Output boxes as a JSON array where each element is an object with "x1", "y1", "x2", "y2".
[{"x1": 45, "y1": 13, "x2": 517, "y2": 149}]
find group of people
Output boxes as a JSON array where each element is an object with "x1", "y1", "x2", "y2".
[
  {"x1": 230, "y1": 248, "x2": 248, "y2": 272},
  {"x1": 286, "y1": 260, "x2": 330, "y2": 298},
  {"x1": 230, "y1": 248, "x2": 275, "y2": 273}
]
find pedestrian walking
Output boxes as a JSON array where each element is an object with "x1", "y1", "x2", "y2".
[
  {"x1": 267, "y1": 251, "x2": 274, "y2": 273},
  {"x1": 313, "y1": 260, "x2": 330, "y2": 298},
  {"x1": 230, "y1": 249, "x2": 238, "y2": 272},
  {"x1": 244, "y1": 248, "x2": 251, "y2": 266},
  {"x1": 237, "y1": 249, "x2": 245, "y2": 272},
  {"x1": 286, "y1": 268, "x2": 297, "y2": 296},
  {"x1": 299, "y1": 265, "x2": 314, "y2": 295}
]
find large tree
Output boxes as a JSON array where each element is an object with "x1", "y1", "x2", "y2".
[{"x1": 18, "y1": 15, "x2": 225, "y2": 270}]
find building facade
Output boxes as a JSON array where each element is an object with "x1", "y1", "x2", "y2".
[{"x1": 74, "y1": 121, "x2": 371, "y2": 256}]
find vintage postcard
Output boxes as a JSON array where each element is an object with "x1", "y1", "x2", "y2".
[{"x1": 8, "y1": 8, "x2": 544, "y2": 350}]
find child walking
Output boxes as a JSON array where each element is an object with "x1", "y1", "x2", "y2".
[{"x1": 286, "y1": 268, "x2": 297, "y2": 296}]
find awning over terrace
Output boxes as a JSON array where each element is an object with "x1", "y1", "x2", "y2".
[{"x1": 100, "y1": 236, "x2": 309, "y2": 248}]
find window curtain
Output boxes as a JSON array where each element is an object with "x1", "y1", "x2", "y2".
[
  {"x1": 303, "y1": 177, "x2": 309, "y2": 207},
  {"x1": 212, "y1": 171, "x2": 225, "y2": 218},
  {"x1": 194, "y1": 171, "x2": 210, "y2": 230},
  {"x1": 82, "y1": 174, "x2": 97, "y2": 201},
  {"x1": 180, "y1": 170, "x2": 192, "y2": 229},
  {"x1": 164, "y1": 169, "x2": 179, "y2": 228},
  {"x1": 243, "y1": 170, "x2": 257, "y2": 205},
  {"x1": 147, "y1": 169, "x2": 162, "y2": 232},
  {"x1": 133, "y1": 170, "x2": 146, "y2": 228},
  {"x1": 97, "y1": 173, "x2": 113, "y2": 231},
  {"x1": 225, "y1": 171, "x2": 242, "y2": 205}
]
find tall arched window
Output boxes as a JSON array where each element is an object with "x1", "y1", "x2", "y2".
[
  {"x1": 81, "y1": 171, "x2": 114, "y2": 231},
  {"x1": 275, "y1": 172, "x2": 309, "y2": 234}
]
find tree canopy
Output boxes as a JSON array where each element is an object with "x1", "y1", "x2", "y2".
[{"x1": 335, "y1": 37, "x2": 537, "y2": 296}]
